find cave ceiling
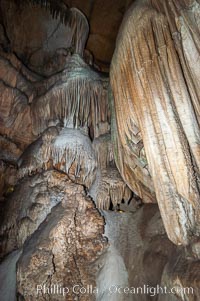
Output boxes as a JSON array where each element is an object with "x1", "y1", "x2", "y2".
[{"x1": 0, "y1": 0, "x2": 134, "y2": 73}]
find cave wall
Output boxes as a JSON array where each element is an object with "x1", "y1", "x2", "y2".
[{"x1": 0, "y1": 0, "x2": 200, "y2": 300}]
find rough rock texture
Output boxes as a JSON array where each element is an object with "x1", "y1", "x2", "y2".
[
  {"x1": 0, "y1": 136, "x2": 22, "y2": 163},
  {"x1": 16, "y1": 175, "x2": 106, "y2": 301},
  {"x1": 0, "y1": 0, "x2": 200, "y2": 300},
  {"x1": 0, "y1": 170, "x2": 107, "y2": 301},
  {"x1": 0, "y1": 4, "x2": 111, "y2": 299},
  {"x1": 0, "y1": 50, "x2": 35, "y2": 148},
  {"x1": 110, "y1": 0, "x2": 200, "y2": 246},
  {"x1": 0, "y1": 171, "x2": 71, "y2": 258}
]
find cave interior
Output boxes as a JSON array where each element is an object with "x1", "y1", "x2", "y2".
[{"x1": 0, "y1": 0, "x2": 200, "y2": 300}]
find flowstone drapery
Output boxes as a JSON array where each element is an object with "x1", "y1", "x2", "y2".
[
  {"x1": 0, "y1": 1, "x2": 200, "y2": 301},
  {"x1": 110, "y1": 0, "x2": 200, "y2": 246}
]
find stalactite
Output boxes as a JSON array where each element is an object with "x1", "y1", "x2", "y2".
[
  {"x1": 33, "y1": 3, "x2": 89, "y2": 56},
  {"x1": 89, "y1": 130, "x2": 134, "y2": 211},
  {"x1": 92, "y1": 133, "x2": 114, "y2": 170},
  {"x1": 29, "y1": 0, "x2": 70, "y2": 25},
  {"x1": 31, "y1": 55, "x2": 110, "y2": 139},
  {"x1": 110, "y1": 0, "x2": 200, "y2": 245},
  {"x1": 95, "y1": 167, "x2": 132, "y2": 210},
  {"x1": 52, "y1": 128, "x2": 97, "y2": 187},
  {"x1": 18, "y1": 127, "x2": 97, "y2": 188},
  {"x1": 1, "y1": 1, "x2": 89, "y2": 77},
  {"x1": 110, "y1": 90, "x2": 156, "y2": 204}
]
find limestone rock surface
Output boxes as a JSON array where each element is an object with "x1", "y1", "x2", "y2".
[
  {"x1": 0, "y1": 1, "x2": 200, "y2": 301},
  {"x1": 110, "y1": 0, "x2": 200, "y2": 245},
  {"x1": 16, "y1": 176, "x2": 106, "y2": 301}
]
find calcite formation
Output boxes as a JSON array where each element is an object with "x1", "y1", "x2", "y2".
[
  {"x1": 97, "y1": 205, "x2": 176, "y2": 301},
  {"x1": 0, "y1": 0, "x2": 200, "y2": 301},
  {"x1": 94, "y1": 167, "x2": 132, "y2": 210},
  {"x1": 110, "y1": 0, "x2": 200, "y2": 246},
  {"x1": 18, "y1": 127, "x2": 97, "y2": 188},
  {"x1": 16, "y1": 175, "x2": 106, "y2": 301},
  {"x1": 30, "y1": 54, "x2": 110, "y2": 138},
  {"x1": 0, "y1": 3, "x2": 110, "y2": 300},
  {"x1": 0, "y1": 171, "x2": 73, "y2": 258}
]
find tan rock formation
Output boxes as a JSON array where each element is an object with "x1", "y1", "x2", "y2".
[
  {"x1": 95, "y1": 167, "x2": 132, "y2": 210},
  {"x1": 16, "y1": 173, "x2": 106, "y2": 301},
  {"x1": 30, "y1": 54, "x2": 110, "y2": 138},
  {"x1": 18, "y1": 127, "x2": 97, "y2": 188},
  {"x1": 0, "y1": 171, "x2": 71, "y2": 257},
  {"x1": 110, "y1": 0, "x2": 200, "y2": 245},
  {"x1": 0, "y1": 1, "x2": 200, "y2": 300}
]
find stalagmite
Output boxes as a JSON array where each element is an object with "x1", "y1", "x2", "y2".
[
  {"x1": 16, "y1": 179, "x2": 106, "y2": 301},
  {"x1": 96, "y1": 245, "x2": 130, "y2": 301},
  {"x1": 97, "y1": 206, "x2": 175, "y2": 301},
  {"x1": 0, "y1": 250, "x2": 22, "y2": 301},
  {"x1": 110, "y1": 0, "x2": 200, "y2": 245}
]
